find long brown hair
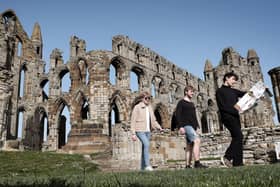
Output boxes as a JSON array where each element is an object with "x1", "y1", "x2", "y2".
[{"x1": 131, "y1": 91, "x2": 151, "y2": 109}]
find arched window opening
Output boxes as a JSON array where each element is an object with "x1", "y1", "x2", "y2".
[
  {"x1": 130, "y1": 71, "x2": 139, "y2": 92},
  {"x1": 61, "y1": 72, "x2": 71, "y2": 93},
  {"x1": 19, "y1": 66, "x2": 26, "y2": 98},
  {"x1": 169, "y1": 84, "x2": 178, "y2": 103},
  {"x1": 75, "y1": 46, "x2": 79, "y2": 56},
  {"x1": 201, "y1": 111, "x2": 209, "y2": 133},
  {"x1": 58, "y1": 106, "x2": 70, "y2": 148},
  {"x1": 55, "y1": 58, "x2": 58, "y2": 68},
  {"x1": 151, "y1": 82, "x2": 156, "y2": 98},
  {"x1": 156, "y1": 64, "x2": 159, "y2": 73},
  {"x1": 27, "y1": 108, "x2": 48, "y2": 150},
  {"x1": 172, "y1": 72, "x2": 175, "y2": 80},
  {"x1": 81, "y1": 100, "x2": 89, "y2": 119},
  {"x1": 154, "y1": 103, "x2": 169, "y2": 129},
  {"x1": 62, "y1": 106, "x2": 70, "y2": 143},
  {"x1": 43, "y1": 117, "x2": 48, "y2": 142},
  {"x1": 36, "y1": 47, "x2": 40, "y2": 55},
  {"x1": 40, "y1": 80, "x2": 49, "y2": 101},
  {"x1": 85, "y1": 67, "x2": 89, "y2": 85},
  {"x1": 135, "y1": 46, "x2": 140, "y2": 62},
  {"x1": 33, "y1": 111, "x2": 48, "y2": 150},
  {"x1": 151, "y1": 76, "x2": 163, "y2": 99},
  {"x1": 154, "y1": 109, "x2": 162, "y2": 127},
  {"x1": 110, "y1": 64, "x2": 117, "y2": 85},
  {"x1": 110, "y1": 59, "x2": 126, "y2": 88},
  {"x1": 78, "y1": 60, "x2": 88, "y2": 85},
  {"x1": 169, "y1": 92, "x2": 173, "y2": 103},
  {"x1": 175, "y1": 86, "x2": 181, "y2": 101},
  {"x1": 206, "y1": 73, "x2": 209, "y2": 80},
  {"x1": 117, "y1": 44, "x2": 122, "y2": 53},
  {"x1": 17, "y1": 111, "x2": 24, "y2": 139},
  {"x1": 110, "y1": 110, "x2": 115, "y2": 126},
  {"x1": 17, "y1": 41, "x2": 22, "y2": 56},
  {"x1": 3, "y1": 15, "x2": 9, "y2": 30},
  {"x1": 3, "y1": 13, "x2": 15, "y2": 32},
  {"x1": 158, "y1": 81, "x2": 164, "y2": 96},
  {"x1": 109, "y1": 103, "x2": 120, "y2": 137}
]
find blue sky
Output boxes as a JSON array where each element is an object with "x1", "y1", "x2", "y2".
[
  {"x1": 1, "y1": 0, "x2": 279, "y2": 82},
  {"x1": 1, "y1": 0, "x2": 280, "y2": 124}
]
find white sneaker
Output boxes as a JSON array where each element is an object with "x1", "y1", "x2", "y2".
[
  {"x1": 221, "y1": 156, "x2": 232, "y2": 168},
  {"x1": 144, "y1": 166, "x2": 153, "y2": 171}
]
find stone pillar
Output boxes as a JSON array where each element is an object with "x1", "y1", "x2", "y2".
[
  {"x1": 0, "y1": 84, "x2": 12, "y2": 144},
  {"x1": 268, "y1": 67, "x2": 280, "y2": 123}
]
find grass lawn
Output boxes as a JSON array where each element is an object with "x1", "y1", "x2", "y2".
[
  {"x1": 0, "y1": 151, "x2": 280, "y2": 186},
  {"x1": 0, "y1": 151, "x2": 98, "y2": 177}
]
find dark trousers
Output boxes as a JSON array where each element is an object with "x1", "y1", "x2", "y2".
[{"x1": 222, "y1": 114, "x2": 243, "y2": 166}]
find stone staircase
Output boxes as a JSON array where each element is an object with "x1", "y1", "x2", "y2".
[{"x1": 62, "y1": 121, "x2": 111, "y2": 154}]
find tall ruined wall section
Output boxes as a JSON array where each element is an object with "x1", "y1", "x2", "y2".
[
  {"x1": 110, "y1": 35, "x2": 217, "y2": 132},
  {"x1": 0, "y1": 10, "x2": 47, "y2": 150}
]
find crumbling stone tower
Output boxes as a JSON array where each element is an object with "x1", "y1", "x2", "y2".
[{"x1": 0, "y1": 10, "x2": 278, "y2": 168}]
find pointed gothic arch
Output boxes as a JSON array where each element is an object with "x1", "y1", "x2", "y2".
[
  {"x1": 23, "y1": 106, "x2": 48, "y2": 150},
  {"x1": 131, "y1": 66, "x2": 145, "y2": 92},
  {"x1": 53, "y1": 97, "x2": 71, "y2": 149},
  {"x1": 108, "y1": 91, "x2": 128, "y2": 136},
  {"x1": 72, "y1": 90, "x2": 89, "y2": 121},
  {"x1": 154, "y1": 103, "x2": 170, "y2": 129},
  {"x1": 16, "y1": 106, "x2": 25, "y2": 140},
  {"x1": 19, "y1": 63, "x2": 27, "y2": 98},
  {"x1": 108, "y1": 56, "x2": 127, "y2": 89}
]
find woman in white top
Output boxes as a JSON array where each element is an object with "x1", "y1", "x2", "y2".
[{"x1": 131, "y1": 91, "x2": 162, "y2": 171}]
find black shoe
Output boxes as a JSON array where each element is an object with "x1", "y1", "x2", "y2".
[
  {"x1": 233, "y1": 163, "x2": 244, "y2": 167},
  {"x1": 194, "y1": 162, "x2": 208, "y2": 168},
  {"x1": 185, "y1": 165, "x2": 192, "y2": 169}
]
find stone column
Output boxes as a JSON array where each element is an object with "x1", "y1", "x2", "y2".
[
  {"x1": 268, "y1": 67, "x2": 280, "y2": 123},
  {"x1": 0, "y1": 83, "x2": 12, "y2": 144}
]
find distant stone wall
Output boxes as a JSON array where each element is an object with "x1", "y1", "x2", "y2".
[{"x1": 110, "y1": 126, "x2": 280, "y2": 170}]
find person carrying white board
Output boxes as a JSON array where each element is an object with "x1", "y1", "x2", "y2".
[{"x1": 216, "y1": 72, "x2": 246, "y2": 167}]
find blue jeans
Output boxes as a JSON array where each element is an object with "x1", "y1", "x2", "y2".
[{"x1": 136, "y1": 132, "x2": 151, "y2": 170}]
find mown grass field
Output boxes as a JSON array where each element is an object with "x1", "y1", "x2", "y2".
[{"x1": 0, "y1": 151, "x2": 280, "y2": 187}]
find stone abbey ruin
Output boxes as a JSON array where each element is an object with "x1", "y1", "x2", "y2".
[{"x1": 1, "y1": 9, "x2": 280, "y2": 170}]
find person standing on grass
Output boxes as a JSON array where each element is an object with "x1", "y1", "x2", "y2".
[
  {"x1": 176, "y1": 85, "x2": 207, "y2": 169},
  {"x1": 216, "y1": 72, "x2": 246, "y2": 167},
  {"x1": 131, "y1": 91, "x2": 163, "y2": 171}
]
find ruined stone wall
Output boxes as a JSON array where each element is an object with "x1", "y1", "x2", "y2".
[
  {"x1": 109, "y1": 127, "x2": 280, "y2": 170},
  {"x1": 0, "y1": 10, "x2": 278, "y2": 170}
]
